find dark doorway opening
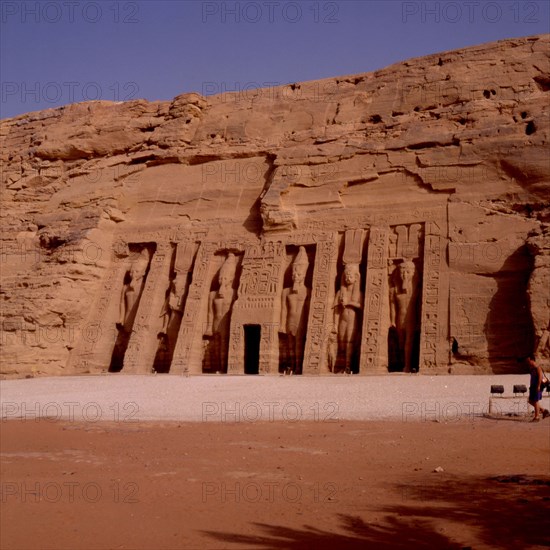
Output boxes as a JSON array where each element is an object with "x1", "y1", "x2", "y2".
[{"x1": 244, "y1": 325, "x2": 261, "y2": 375}]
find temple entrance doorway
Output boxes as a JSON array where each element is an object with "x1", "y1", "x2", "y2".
[{"x1": 244, "y1": 324, "x2": 261, "y2": 375}]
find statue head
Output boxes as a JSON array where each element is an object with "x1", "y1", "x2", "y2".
[
  {"x1": 218, "y1": 253, "x2": 237, "y2": 288},
  {"x1": 398, "y1": 260, "x2": 416, "y2": 286},
  {"x1": 292, "y1": 246, "x2": 309, "y2": 284},
  {"x1": 172, "y1": 273, "x2": 186, "y2": 296},
  {"x1": 343, "y1": 263, "x2": 360, "y2": 286},
  {"x1": 129, "y1": 249, "x2": 150, "y2": 281}
]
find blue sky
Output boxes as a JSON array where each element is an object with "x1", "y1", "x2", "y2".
[{"x1": 1, "y1": 0, "x2": 549, "y2": 119}]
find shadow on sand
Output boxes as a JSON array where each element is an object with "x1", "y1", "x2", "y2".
[
  {"x1": 201, "y1": 474, "x2": 550, "y2": 549},
  {"x1": 201, "y1": 513, "x2": 461, "y2": 549}
]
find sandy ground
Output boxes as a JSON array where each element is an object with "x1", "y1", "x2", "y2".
[
  {"x1": 1, "y1": 375, "x2": 549, "y2": 549},
  {"x1": 0, "y1": 374, "x2": 545, "y2": 422}
]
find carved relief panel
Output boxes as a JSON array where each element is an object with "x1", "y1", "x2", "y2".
[
  {"x1": 171, "y1": 241, "x2": 218, "y2": 374},
  {"x1": 227, "y1": 241, "x2": 286, "y2": 375},
  {"x1": 360, "y1": 227, "x2": 389, "y2": 374},
  {"x1": 419, "y1": 221, "x2": 448, "y2": 371}
]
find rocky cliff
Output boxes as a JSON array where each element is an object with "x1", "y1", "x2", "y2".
[{"x1": 1, "y1": 34, "x2": 548, "y2": 378}]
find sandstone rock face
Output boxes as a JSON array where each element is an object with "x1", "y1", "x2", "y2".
[
  {"x1": 527, "y1": 227, "x2": 550, "y2": 362},
  {"x1": 1, "y1": 35, "x2": 549, "y2": 378}
]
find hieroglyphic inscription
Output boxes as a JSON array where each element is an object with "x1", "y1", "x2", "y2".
[
  {"x1": 238, "y1": 259, "x2": 280, "y2": 296},
  {"x1": 286, "y1": 231, "x2": 332, "y2": 245},
  {"x1": 302, "y1": 236, "x2": 338, "y2": 374},
  {"x1": 238, "y1": 297, "x2": 275, "y2": 309},
  {"x1": 237, "y1": 242, "x2": 284, "y2": 298},
  {"x1": 301, "y1": 206, "x2": 446, "y2": 234},
  {"x1": 171, "y1": 241, "x2": 216, "y2": 374},
  {"x1": 227, "y1": 323, "x2": 242, "y2": 374},
  {"x1": 419, "y1": 222, "x2": 442, "y2": 369},
  {"x1": 360, "y1": 227, "x2": 389, "y2": 373},
  {"x1": 259, "y1": 322, "x2": 274, "y2": 374}
]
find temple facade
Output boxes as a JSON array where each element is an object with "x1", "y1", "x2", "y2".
[{"x1": 68, "y1": 202, "x2": 453, "y2": 376}]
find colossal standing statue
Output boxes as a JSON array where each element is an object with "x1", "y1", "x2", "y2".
[
  {"x1": 333, "y1": 263, "x2": 363, "y2": 373},
  {"x1": 390, "y1": 260, "x2": 419, "y2": 373},
  {"x1": 280, "y1": 247, "x2": 310, "y2": 374},
  {"x1": 160, "y1": 273, "x2": 186, "y2": 335},
  {"x1": 205, "y1": 253, "x2": 238, "y2": 372},
  {"x1": 117, "y1": 249, "x2": 150, "y2": 332}
]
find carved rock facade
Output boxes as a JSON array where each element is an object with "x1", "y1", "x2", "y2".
[{"x1": 1, "y1": 35, "x2": 549, "y2": 377}]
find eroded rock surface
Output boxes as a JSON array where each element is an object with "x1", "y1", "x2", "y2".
[{"x1": 1, "y1": 34, "x2": 549, "y2": 377}]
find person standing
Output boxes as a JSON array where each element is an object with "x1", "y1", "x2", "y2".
[{"x1": 527, "y1": 355, "x2": 549, "y2": 421}]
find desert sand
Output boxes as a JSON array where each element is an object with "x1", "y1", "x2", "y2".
[{"x1": 1, "y1": 401, "x2": 549, "y2": 549}]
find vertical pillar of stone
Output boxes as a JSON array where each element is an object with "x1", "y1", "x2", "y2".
[
  {"x1": 419, "y1": 221, "x2": 448, "y2": 370},
  {"x1": 123, "y1": 243, "x2": 172, "y2": 374},
  {"x1": 259, "y1": 321, "x2": 275, "y2": 374},
  {"x1": 266, "y1": 243, "x2": 288, "y2": 374},
  {"x1": 171, "y1": 241, "x2": 215, "y2": 375},
  {"x1": 302, "y1": 235, "x2": 338, "y2": 375},
  {"x1": 227, "y1": 321, "x2": 243, "y2": 374},
  {"x1": 68, "y1": 254, "x2": 127, "y2": 374},
  {"x1": 360, "y1": 227, "x2": 389, "y2": 374}
]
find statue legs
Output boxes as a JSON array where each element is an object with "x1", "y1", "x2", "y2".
[
  {"x1": 398, "y1": 327, "x2": 414, "y2": 373},
  {"x1": 211, "y1": 331, "x2": 229, "y2": 373},
  {"x1": 344, "y1": 341, "x2": 355, "y2": 374},
  {"x1": 285, "y1": 332, "x2": 305, "y2": 375}
]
